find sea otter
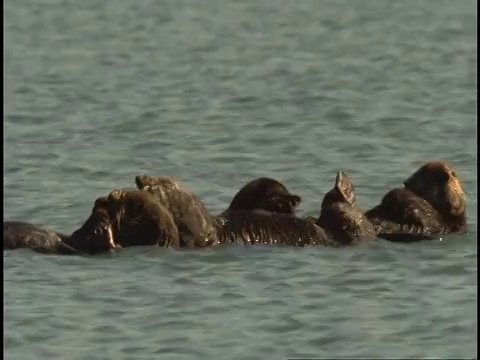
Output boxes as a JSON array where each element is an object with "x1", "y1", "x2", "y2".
[
  {"x1": 364, "y1": 161, "x2": 467, "y2": 242},
  {"x1": 3, "y1": 199, "x2": 117, "y2": 255},
  {"x1": 135, "y1": 175, "x2": 218, "y2": 247},
  {"x1": 104, "y1": 189, "x2": 181, "y2": 248},
  {"x1": 223, "y1": 177, "x2": 302, "y2": 215}
]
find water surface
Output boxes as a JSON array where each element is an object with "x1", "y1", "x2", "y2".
[{"x1": 4, "y1": 0, "x2": 477, "y2": 359}]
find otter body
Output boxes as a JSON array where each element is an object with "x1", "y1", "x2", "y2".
[
  {"x1": 135, "y1": 175, "x2": 218, "y2": 247},
  {"x1": 217, "y1": 210, "x2": 335, "y2": 247},
  {"x1": 3, "y1": 203, "x2": 117, "y2": 255},
  {"x1": 105, "y1": 189, "x2": 181, "y2": 248},
  {"x1": 365, "y1": 188, "x2": 467, "y2": 241},
  {"x1": 3, "y1": 221, "x2": 74, "y2": 254},
  {"x1": 365, "y1": 161, "x2": 467, "y2": 242}
]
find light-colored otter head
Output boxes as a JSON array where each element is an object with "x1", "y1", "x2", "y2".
[
  {"x1": 403, "y1": 161, "x2": 466, "y2": 217},
  {"x1": 321, "y1": 170, "x2": 356, "y2": 210}
]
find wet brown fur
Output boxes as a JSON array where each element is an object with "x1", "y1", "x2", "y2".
[
  {"x1": 217, "y1": 210, "x2": 336, "y2": 247},
  {"x1": 135, "y1": 175, "x2": 358, "y2": 248},
  {"x1": 135, "y1": 175, "x2": 218, "y2": 247},
  {"x1": 66, "y1": 198, "x2": 118, "y2": 254},
  {"x1": 224, "y1": 177, "x2": 302, "y2": 215},
  {"x1": 4, "y1": 198, "x2": 118, "y2": 255},
  {"x1": 364, "y1": 161, "x2": 467, "y2": 241},
  {"x1": 105, "y1": 189, "x2": 181, "y2": 248},
  {"x1": 316, "y1": 171, "x2": 376, "y2": 245}
]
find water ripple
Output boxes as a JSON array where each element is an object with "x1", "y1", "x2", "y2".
[{"x1": 4, "y1": 0, "x2": 477, "y2": 358}]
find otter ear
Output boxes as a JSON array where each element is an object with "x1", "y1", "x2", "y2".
[{"x1": 335, "y1": 170, "x2": 355, "y2": 205}]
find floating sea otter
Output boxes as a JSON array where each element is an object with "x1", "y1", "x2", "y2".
[
  {"x1": 364, "y1": 161, "x2": 467, "y2": 242},
  {"x1": 3, "y1": 199, "x2": 118, "y2": 255},
  {"x1": 223, "y1": 177, "x2": 302, "y2": 215},
  {"x1": 315, "y1": 170, "x2": 376, "y2": 245},
  {"x1": 135, "y1": 175, "x2": 218, "y2": 247},
  {"x1": 103, "y1": 189, "x2": 181, "y2": 248}
]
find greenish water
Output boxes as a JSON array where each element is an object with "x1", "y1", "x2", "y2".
[{"x1": 4, "y1": 0, "x2": 477, "y2": 359}]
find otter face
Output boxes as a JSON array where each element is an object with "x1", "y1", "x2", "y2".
[
  {"x1": 105, "y1": 189, "x2": 135, "y2": 222},
  {"x1": 228, "y1": 177, "x2": 302, "y2": 215},
  {"x1": 87, "y1": 209, "x2": 118, "y2": 253},
  {"x1": 403, "y1": 161, "x2": 466, "y2": 217},
  {"x1": 70, "y1": 204, "x2": 118, "y2": 254},
  {"x1": 321, "y1": 170, "x2": 356, "y2": 210}
]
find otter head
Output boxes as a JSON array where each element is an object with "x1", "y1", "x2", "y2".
[
  {"x1": 135, "y1": 175, "x2": 183, "y2": 192},
  {"x1": 227, "y1": 177, "x2": 302, "y2": 215},
  {"x1": 106, "y1": 189, "x2": 137, "y2": 226},
  {"x1": 106, "y1": 188, "x2": 181, "y2": 247},
  {"x1": 69, "y1": 197, "x2": 118, "y2": 254},
  {"x1": 135, "y1": 175, "x2": 189, "y2": 205},
  {"x1": 321, "y1": 170, "x2": 355, "y2": 210},
  {"x1": 107, "y1": 188, "x2": 168, "y2": 230},
  {"x1": 403, "y1": 161, "x2": 466, "y2": 218}
]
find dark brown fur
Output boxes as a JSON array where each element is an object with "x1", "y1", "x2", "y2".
[
  {"x1": 4, "y1": 199, "x2": 118, "y2": 255},
  {"x1": 224, "y1": 177, "x2": 302, "y2": 215},
  {"x1": 135, "y1": 175, "x2": 332, "y2": 247},
  {"x1": 135, "y1": 175, "x2": 218, "y2": 247},
  {"x1": 217, "y1": 210, "x2": 336, "y2": 247},
  {"x1": 105, "y1": 189, "x2": 181, "y2": 248},
  {"x1": 316, "y1": 171, "x2": 376, "y2": 245},
  {"x1": 364, "y1": 161, "x2": 467, "y2": 242},
  {"x1": 66, "y1": 200, "x2": 118, "y2": 254}
]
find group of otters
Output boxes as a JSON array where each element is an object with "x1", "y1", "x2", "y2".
[{"x1": 3, "y1": 160, "x2": 468, "y2": 255}]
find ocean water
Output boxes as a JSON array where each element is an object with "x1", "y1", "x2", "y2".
[{"x1": 4, "y1": 0, "x2": 477, "y2": 359}]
